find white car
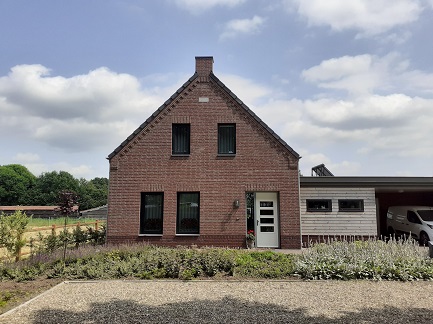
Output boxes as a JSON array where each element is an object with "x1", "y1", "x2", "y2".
[{"x1": 387, "y1": 206, "x2": 433, "y2": 246}]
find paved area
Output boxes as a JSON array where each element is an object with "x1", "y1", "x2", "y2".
[{"x1": 1, "y1": 280, "x2": 432, "y2": 323}]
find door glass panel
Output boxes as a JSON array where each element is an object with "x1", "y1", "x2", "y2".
[
  {"x1": 260, "y1": 226, "x2": 274, "y2": 232},
  {"x1": 260, "y1": 218, "x2": 274, "y2": 224},
  {"x1": 260, "y1": 209, "x2": 274, "y2": 215},
  {"x1": 260, "y1": 201, "x2": 273, "y2": 207}
]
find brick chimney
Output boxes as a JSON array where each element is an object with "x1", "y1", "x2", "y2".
[{"x1": 195, "y1": 56, "x2": 213, "y2": 77}]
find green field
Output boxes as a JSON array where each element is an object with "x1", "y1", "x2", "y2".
[{"x1": 28, "y1": 217, "x2": 104, "y2": 229}]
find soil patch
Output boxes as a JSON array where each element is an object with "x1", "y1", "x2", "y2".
[{"x1": 0, "y1": 278, "x2": 62, "y2": 315}]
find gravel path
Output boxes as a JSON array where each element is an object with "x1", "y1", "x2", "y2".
[{"x1": 1, "y1": 280, "x2": 432, "y2": 323}]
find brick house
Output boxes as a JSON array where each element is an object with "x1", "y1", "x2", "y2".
[{"x1": 107, "y1": 57, "x2": 301, "y2": 249}]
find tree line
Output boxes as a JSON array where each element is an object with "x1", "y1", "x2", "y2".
[{"x1": 0, "y1": 164, "x2": 108, "y2": 210}]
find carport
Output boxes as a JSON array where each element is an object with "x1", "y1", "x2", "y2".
[{"x1": 300, "y1": 176, "x2": 433, "y2": 238}]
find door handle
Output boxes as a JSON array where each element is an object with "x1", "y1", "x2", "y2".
[{"x1": 257, "y1": 220, "x2": 259, "y2": 226}]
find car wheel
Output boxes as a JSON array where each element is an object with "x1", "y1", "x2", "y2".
[{"x1": 419, "y1": 232, "x2": 430, "y2": 246}]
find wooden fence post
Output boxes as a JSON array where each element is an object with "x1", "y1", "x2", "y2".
[{"x1": 95, "y1": 220, "x2": 99, "y2": 230}]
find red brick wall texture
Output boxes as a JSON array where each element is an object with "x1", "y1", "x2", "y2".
[{"x1": 107, "y1": 57, "x2": 301, "y2": 249}]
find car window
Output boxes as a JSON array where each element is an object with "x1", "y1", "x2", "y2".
[
  {"x1": 417, "y1": 210, "x2": 433, "y2": 222},
  {"x1": 407, "y1": 211, "x2": 421, "y2": 224}
]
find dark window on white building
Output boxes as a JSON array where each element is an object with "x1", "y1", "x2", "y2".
[{"x1": 306, "y1": 199, "x2": 332, "y2": 212}]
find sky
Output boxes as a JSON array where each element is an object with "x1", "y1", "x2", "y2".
[{"x1": 1, "y1": 0, "x2": 433, "y2": 180}]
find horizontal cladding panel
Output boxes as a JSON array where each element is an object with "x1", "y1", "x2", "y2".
[
  {"x1": 302, "y1": 219, "x2": 375, "y2": 224},
  {"x1": 302, "y1": 229, "x2": 377, "y2": 235},
  {"x1": 301, "y1": 187, "x2": 375, "y2": 193},
  {"x1": 300, "y1": 187, "x2": 377, "y2": 235},
  {"x1": 302, "y1": 222, "x2": 376, "y2": 228},
  {"x1": 302, "y1": 225, "x2": 375, "y2": 230},
  {"x1": 301, "y1": 212, "x2": 376, "y2": 218},
  {"x1": 300, "y1": 188, "x2": 375, "y2": 198}
]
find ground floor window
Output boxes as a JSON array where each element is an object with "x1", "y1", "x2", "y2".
[
  {"x1": 306, "y1": 199, "x2": 332, "y2": 212},
  {"x1": 177, "y1": 192, "x2": 200, "y2": 234},
  {"x1": 338, "y1": 199, "x2": 364, "y2": 212},
  {"x1": 140, "y1": 192, "x2": 163, "y2": 234}
]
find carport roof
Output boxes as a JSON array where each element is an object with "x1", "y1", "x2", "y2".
[{"x1": 300, "y1": 176, "x2": 433, "y2": 192}]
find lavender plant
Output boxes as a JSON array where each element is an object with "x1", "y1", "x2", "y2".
[{"x1": 294, "y1": 237, "x2": 433, "y2": 281}]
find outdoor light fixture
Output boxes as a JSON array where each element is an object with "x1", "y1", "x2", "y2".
[{"x1": 233, "y1": 199, "x2": 240, "y2": 208}]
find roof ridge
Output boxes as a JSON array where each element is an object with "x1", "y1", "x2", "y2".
[
  {"x1": 209, "y1": 73, "x2": 300, "y2": 159},
  {"x1": 108, "y1": 70, "x2": 300, "y2": 160}
]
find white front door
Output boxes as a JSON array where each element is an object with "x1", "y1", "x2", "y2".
[{"x1": 255, "y1": 192, "x2": 279, "y2": 248}]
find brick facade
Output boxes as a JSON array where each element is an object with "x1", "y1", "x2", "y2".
[{"x1": 107, "y1": 57, "x2": 301, "y2": 249}]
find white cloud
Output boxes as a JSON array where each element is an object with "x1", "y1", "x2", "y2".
[
  {"x1": 285, "y1": 0, "x2": 423, "y2": 36},
  {"x1": 0, "y1": 65, "x2": 173, "y2": 153},
  {"x1": 2, "y1": 59, "x2": 433, "y2": 178},
  {"x1": 220, "y1": 16, "x2": 266, "y2": 40},
  {"x1": 301, "y1": 53, "x2": 433, "y2": 96},
  {"x1": 219, "y1": 61, "x2": 433, "y2": 175},
  {"x1": 7, "y1": 152, "x2": 96, "y2": 178},
  {"x1": 302, "y1": 54, "x2": 382, "y2": 95},
  {"x1": 173, "y1": 0, "x2": 245, "y2": 14},
  {"x1": 374, "y1": 31, "x2": 412, "y2": 45},
  {"x1": 303, "y1": 94, "x2": 415, "y2": 129},
  {"x1": 218, "y1": 73, "x2": 273, "y2": 104},
  {"x1": 13, "y1": 153, "x2": 41, "y2": 163}
]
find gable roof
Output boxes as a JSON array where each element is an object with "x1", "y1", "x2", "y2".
[{"x1": 108, "y1": 58, "x2": 299, "y2": 160}]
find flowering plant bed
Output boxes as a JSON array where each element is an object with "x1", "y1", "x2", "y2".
[{"x1": 246, "y1": 230, "x2": 255, "y2": 241}]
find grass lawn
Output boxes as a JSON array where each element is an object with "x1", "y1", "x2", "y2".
[{"x1": 28, "y1": 217, "x2": 103, "y2": 229}]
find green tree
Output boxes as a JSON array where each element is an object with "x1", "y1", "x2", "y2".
[
  {"x1": 33, "y1": 171, "x2": 80, "y2": 205},
  {"x1": 0, "y1": 164, "x2": 36, "y2": 205},
  {"x1": 77, "y1": 177, "x2": 109, "y2": 210},
  {"x1": 0, "y1": 210, "x2": 30, "y2": 261}
]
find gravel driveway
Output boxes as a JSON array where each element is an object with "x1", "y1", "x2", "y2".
[{"x1": 1, "y1": 280, "x2": 432, "y2": 323}]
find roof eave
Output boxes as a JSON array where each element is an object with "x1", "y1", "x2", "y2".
[
  {"x1": 300, "y1": 176, "x2": 433, "y2": 188},
  {"x1": 107, "y1": 73, "x2": 199, "y2": 160},
  {"x1": 209, "y1": 73, "x2": 300, "y2": 160}
]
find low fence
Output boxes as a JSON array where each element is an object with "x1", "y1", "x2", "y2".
[
  {"x1": 26, "y1": 220, "x2": 102, "y2": 234},
  {"x1": 0, "y1": 220, "x2": 103, "y2": 261}
]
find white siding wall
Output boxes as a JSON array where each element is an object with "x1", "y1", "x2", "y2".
[{"x1": 300, "y1": 187, "x2": 377, "y2": 236}]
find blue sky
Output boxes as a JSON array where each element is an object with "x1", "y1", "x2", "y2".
[{"x1": 1, "y1": 0, "x2": 433, "y2": 179}]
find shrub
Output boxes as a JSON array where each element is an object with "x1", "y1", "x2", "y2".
[
  {"x1": 234, "y1": 251, "x2": 295, "y2": 278},
  {"x1": 0, "y1": 210, "x2": 30, "y2": 261},
  {"x1": 1, "y1": 240, "x2": 432, "y2": 282},
  {"x1": 294, "y1": 237, "x2": 433, "y2": 281}
]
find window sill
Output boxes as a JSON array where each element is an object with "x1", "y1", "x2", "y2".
[
  {"x1": 175, "y1": 234, "x2": 200, "y2": 236},
  {"x1": 171, "y1": 154, "x2": 190, "y2": 159},
  {"x1": 306, "y1": 210, "x2": 332, "y2": 213},
  {"x1": 139, "y1": 234, "x2": 163, "y2": 237},
  {"x1": 217, "y1": 154, "x2": 236, "y2": 158},
  {"x1": 339, "y1": 210, "x2": 364, "y2": 212}
]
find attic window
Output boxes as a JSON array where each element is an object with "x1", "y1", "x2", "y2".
[
  {"x1": 172, "y1": 124, "x2": 190, "y2": 155},
  {"x1": 218, "y1": 124, "x2": 236, "y2": 155}
]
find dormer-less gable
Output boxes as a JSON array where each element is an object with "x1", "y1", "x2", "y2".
[
  {"x1": 108, "y1": 57, "x2": 299, "y2": 162},
  {"x1": 107, "y1": 57, "x2": 302, "y2": 249}
]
